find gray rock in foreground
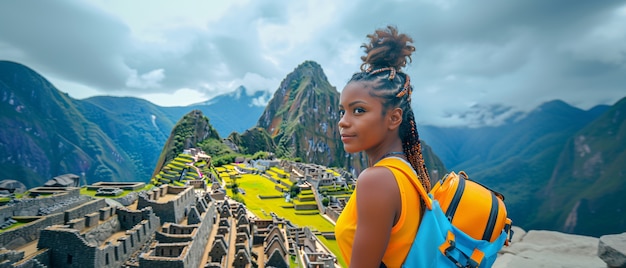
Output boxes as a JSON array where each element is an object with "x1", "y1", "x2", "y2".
[
  {"x1": 493, "y1": 227, "x2": 605, "y2": 268},
  {"x1": 598, "y1": 232, "x2": 626, "y2": 268}
]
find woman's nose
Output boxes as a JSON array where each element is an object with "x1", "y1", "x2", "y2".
[{"x1": 338, "y1": 117, "x2": 348, "y2": 131}]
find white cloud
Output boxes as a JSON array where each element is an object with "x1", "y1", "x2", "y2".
[
  {"x1": 0, "y1": 0, "x2": 625, "y2": 127},
  {"x1": 126, "y1": 69, "x2": 165, "y2": 89},
  {"x1": 240, "y1": 73, "x2": 280, "y2": 95},
  {"x1": 561, "y1": 7, "x2": 626, "y2": 65},
  {"x1": 138, "y1": 88, "x2": 207, "y2": 107},
  {"x1": 251, "y1": 95, "x2": 271, "y2": 107}
]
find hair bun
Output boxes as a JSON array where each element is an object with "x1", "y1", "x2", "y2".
[{"x1": 360, "y1": 25, "x2": 416, "y2": 72}]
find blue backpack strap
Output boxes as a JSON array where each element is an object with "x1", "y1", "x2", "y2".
[
  {"x1": 380, "y1": 158, "x2": 507, "y2": 267},
  {"x1": 439, "y1": 230, "x2": 486, "y2": 268}
]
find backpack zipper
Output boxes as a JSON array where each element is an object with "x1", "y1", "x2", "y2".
[
  {"x1": 482, "y1": 191, "x2": 499, "y2": 241},
  {"x1": 445, "y1": 176, "x2": 465, "y2": 221}
]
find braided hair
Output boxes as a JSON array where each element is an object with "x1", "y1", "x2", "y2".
[{"x1": 348, "y1": 25, "x2": 431, "y2": 191}]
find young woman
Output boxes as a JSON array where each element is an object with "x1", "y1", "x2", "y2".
[{"x1": 334, "y1": 26, "x2": 432, "y2": 268}]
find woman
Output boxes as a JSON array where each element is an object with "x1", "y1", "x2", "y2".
[{"x1": 334, "y1": 25, "x2": 431, "y2": 268}]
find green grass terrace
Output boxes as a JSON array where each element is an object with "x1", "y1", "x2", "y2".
[
  {"x1": 224, "y1": 171, "x2": 346, "y2": 267},
  {"x1": 80, "y1": 183, "x2": 155, "y2": 198}
]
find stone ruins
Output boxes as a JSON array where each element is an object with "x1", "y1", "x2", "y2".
[{"x1": 0, "y1": 151, "x2": 346, "y2": 268}]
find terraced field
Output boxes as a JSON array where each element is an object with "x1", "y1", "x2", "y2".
[{"x1": 216, "y1": 166, "x2": 346, "y2": 267}]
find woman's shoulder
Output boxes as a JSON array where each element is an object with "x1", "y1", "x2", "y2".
[
  {"x1": 359, "y1": 165, "x2": 395, "y2": 181},
  {"x1": 356, "y1": 166, "x2": 400, "y2": 195},
  {"x1": 376, "y1": 157, "x2": 417, "y2": 178}
]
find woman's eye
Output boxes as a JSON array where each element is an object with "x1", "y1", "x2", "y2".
[
  {"x1": 338, "y1": 109, "x2": 345, "y2": 117},
  {"x1": 354, "y1": 108, "x2": 365, "y2": 114}
]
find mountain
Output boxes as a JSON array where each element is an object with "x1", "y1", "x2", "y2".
[
  {"x1": 3, "y1": 59, "x2": 623, "y2": 236},
  {"x1": 257, "y1": 61, "x2": 344, "y2": 167},
  {"x1": 164, "y1": 86, "x2": 270, "y2": 137},
  {"x1": 75, "y1": 96, "x2": 177, "y2": 182},
  {"x1": 0, "y1": 61, "x2": 142, "y2": 188},
  {"x1": 421, "y1": 100, "x2": 609, "y2": 171},
  {"x1": 0, "y1": 59, "x2": 446, "y2": 187},
  {"x1": 152, "y1": 110, "x2": 220, "y2": 177},
  {"x1": 227, "y1": 127, "x2": 276, "y2": 155},
  {"x1": 533, "y1": 96, "x2": 626, "y2": 236},
  {"x1": 420, "y1": 100, "x2": 615, "y2": 236},
  {"x1": 255, "y1": 60, "x2": 447, "y2": 177}
]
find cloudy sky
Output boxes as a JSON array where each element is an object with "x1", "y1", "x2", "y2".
[{"x1": 1, "y1": 0, "x2": 625, "y2": 126}]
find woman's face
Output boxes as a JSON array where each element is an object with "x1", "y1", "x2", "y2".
[{"x1": 338, "y1": 81, "x2": 390, "y2": 154}]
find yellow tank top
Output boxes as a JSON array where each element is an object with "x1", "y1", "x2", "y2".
[{"x1": 335, "y1": 157, "x2": 423, "y2": 268}]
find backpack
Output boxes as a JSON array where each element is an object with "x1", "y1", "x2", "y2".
[{"x1": 383, "y1": 158, "x2": 513, "y2": 268}]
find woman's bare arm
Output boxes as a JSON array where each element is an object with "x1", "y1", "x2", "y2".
[{"x1": 350, "y1": 166, "x2": 401, "y2": 268}]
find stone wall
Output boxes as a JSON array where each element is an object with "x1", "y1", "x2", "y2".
[
  {"x1": 152, "y1": 243, "x2": 189, "y2": 257},
  {"x1": 154, "y1": 231, "x2": 194, "y2": 244},
  {"x1": 117, "y1": 206, "x2": 157, "y2": 231},
  {"x1": 0, "y1": 248, "x2": 24, "y2": 264},
  {"x1": 37, "y1": 228, "x2": 97, "y2": 268},
  {"x1": 294, "y1": 203, "x2": 318, "y2": 210},
  {"x1": 140, "y1": 199, "x2": 217, "y2": 268},
  {"x1": 137, "y1": 185, "x2": 195, "y2": 224},
  {"x1": 9, "y1": 248, "x2": 49, "y2": 268},
  {"x1": 0, "y1": 188, "x2": 81, "y2": 225},
  {"x1": 187, "y1": 180, "x2": 206, "y2": 189},
  {"x1": 303, "y1": 252, "x2": 335, "y2": 268},
  {"x1": 182, "y1": 201, "x2": 216, "y2": 268},
  {"x1": 274, "y1": 185, "x2": 287, "y2": 193},
  {"x1": 37, "y1": 208, "x2": 160, "y2": 268},
  {"x1": 87, "y1": 182, "x2": 145, "y2": 191},
  {"x1": 0, "y1": 213, "x2": 64, "y2": 249},
  {"x1": 140, "y1": 255, "x2": 186, "y2": 268},
  {"x1": 154, "y1": 223, "x2": 196, "y2": 243},
  {"x1": 63, "y1": 199, "x2": 106, "y2": 223},
  {"x1": 83, "y1": 215, "x2": 120, "y2": 246},
  {"x1": 113, "y1": 191, "x2": 139, "y2": 206},
  {"x1": 325, "y1": 208, "x2": 341, "y2": 223},
  {"x1": 164, "y1": 185, "x2": 188, "y2": 195}
]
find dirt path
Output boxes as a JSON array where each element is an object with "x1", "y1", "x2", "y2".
[{"x1": 15, "y1": 240, "x2": 38, "y2": 257}]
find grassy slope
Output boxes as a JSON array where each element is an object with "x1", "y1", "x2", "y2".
[{"x1": 220, "y1": 170, "x2": 346, "y2": 267}]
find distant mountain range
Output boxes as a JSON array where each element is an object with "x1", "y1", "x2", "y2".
[
  {"x1": 185, "y1": 85, "x2": 271, "y2": 137},
  {"x1": 0, "y1": 60, "x2": 624, "y2": 237},
  {"x1": 419, "y1": 99, "x2": 625, "y2": 236}
]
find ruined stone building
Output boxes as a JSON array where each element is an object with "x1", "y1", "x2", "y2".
[
  {"x1": 0, "y1": 184, "x2": 160, "y2": 268},
  {"x1": 139, "y1": 189, "x2": 217, "y2": 268},
  {"x1": 0, "y1": 183, "x2": 213, "y2": 268},
  {"x1": 1, "y1": 161, "x2": 342, "y2": 268}
]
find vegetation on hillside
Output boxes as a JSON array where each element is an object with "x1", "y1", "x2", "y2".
[
  {"x1": 227, "y1": 127, "x2": 276, "y2": 155},
  {"x1": 0, "y1": 61, "x2": 141, "y2": 187},
  {"x1": 151, "y1": 110, "x2": 220, "y2": 177}
]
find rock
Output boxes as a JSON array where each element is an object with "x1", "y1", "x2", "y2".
[
  {"x1": 0, "y1": 180, "x2": 27, "y2": 194},
  {"x1": 83, "y1": 218, "x2": 119, "y2": 246},
  {"x1": 4, "y1": 237, "x2": 28, "y2": 250},
  {"x1": 43, "y1": 174, "x2": 80, "y2": 187},
  {"x1": 509, "y1": 226, "x2": 526, "y2": 244},
  {"x1": 104, "y1": 198, "x2": 124, "y2": 208},
  {"x1": 113, "y1": 191, "x2": 138, "y2": 206},
  {"x1": 494, "y1": 229, "x2": 605, "y2": 268},
  {"x1": 598, "y1": 232, "x2": 626, "y2": 268},
  {"x1": 0, "y1": 247, "x2": 25, "y2": 263}
]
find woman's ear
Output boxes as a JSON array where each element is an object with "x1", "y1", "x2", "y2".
[{"x1": 388, "y1": 108, "x2": 403, "y2": 130}]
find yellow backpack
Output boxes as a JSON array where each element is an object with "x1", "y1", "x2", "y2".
[
  {"x1": 431, "y1": 171, "x2": 512, "y2": 243},
  {"x1": 380, "y1": 158, "x2": 513, "y2": 267}
]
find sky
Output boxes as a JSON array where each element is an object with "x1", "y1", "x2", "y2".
[{"x1": 1, "y1": 0, "x2": 625, "y2": 127}]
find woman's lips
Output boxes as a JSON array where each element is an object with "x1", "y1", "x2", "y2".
[{"x1": 340, "y1": 133, "x2": 355, "y2": 142}]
